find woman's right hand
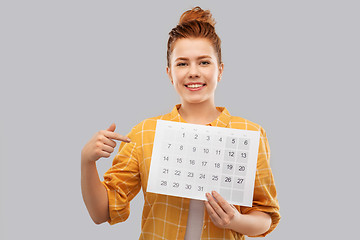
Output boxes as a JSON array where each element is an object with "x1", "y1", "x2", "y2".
[{"x1": 81, "y1": 123, "x2": 131, "y2": 163}]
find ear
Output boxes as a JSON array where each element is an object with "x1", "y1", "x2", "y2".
[
  {"x1": 218, "y1": 62, "x2": 224, "y2": 82},
  {"x1": 166, "y1": 66, "x2": 174, "y2": 85}
]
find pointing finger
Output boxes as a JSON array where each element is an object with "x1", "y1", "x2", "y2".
[{"x1": 104, "y1": 131, "x2": 131, "y2": 142}]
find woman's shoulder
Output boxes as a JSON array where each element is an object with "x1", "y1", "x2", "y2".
[
  {"x1": 129, "y1": 112, "x2": 173, "y2": 133},
  {"x1": 228, "y1": 115, "x2": 264, "y2": 132}
]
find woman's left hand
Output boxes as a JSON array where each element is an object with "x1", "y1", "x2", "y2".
[{"x1": 204, "y1": 191, "x2": 242, "y2": 229}]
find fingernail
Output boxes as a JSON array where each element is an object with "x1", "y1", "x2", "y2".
[{"x1": 127, "y1": 138, "x2": 131, "y2": 142}]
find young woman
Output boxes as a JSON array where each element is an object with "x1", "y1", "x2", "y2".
[{"x1": 81, "y1": 6, "x2": 280, "y2": 239}]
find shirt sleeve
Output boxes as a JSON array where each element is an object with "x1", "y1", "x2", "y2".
[
  {"x1": 102, "y1": 126, "x2": 142, "y2": 225},
  {"x1": 240, "y1": 126, "x2": 281, "y2": 237}
]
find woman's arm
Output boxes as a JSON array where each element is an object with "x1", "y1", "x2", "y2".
[
  {"x1": 81, "y1": 123, "x2": 130, "y2": 224},
  {"x1": 81, "y1": 160, "x2": 110, "y2": 224},
  {"x1": 229, "y1": 210, "x2": 271, "y2": 236},
  {"x1": 204, "y1": 191, "x2": 271, "y2": 236}
]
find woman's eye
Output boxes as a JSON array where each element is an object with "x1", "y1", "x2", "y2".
[
  {"x1": 200, "y1": 61, "x2": 210, "y2": 65},
  {"x1": 177, "y1": 62, "x2": 187, "y2": 66}
]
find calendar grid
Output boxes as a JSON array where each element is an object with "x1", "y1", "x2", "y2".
[{"x1": 147, "y1": 120, "x2": 260, "y2": 206}]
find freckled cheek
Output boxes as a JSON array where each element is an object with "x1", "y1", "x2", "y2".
[
  {"x1": 203, "y1": 69, "x2": 218, "y2": 79},
  {"x1": 204, "y1": 75, "x2": 218, "y2": 85},
  {"x1": 172, "y1": 74, "x2": 187, "y2": 85},
  {"x1": 173, "y1": 79, "x2": 185, "y2": 90}
]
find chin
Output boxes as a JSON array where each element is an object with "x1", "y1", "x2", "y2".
[{"x1": 183, "y1": 98, "x2": 209, "y2": 105}]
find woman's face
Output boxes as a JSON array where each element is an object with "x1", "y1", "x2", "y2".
[{"x1": 167, "y1": 38, "x2": 223, "y2": 106}]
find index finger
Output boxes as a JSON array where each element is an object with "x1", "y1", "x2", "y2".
[
  {"x1": 104, "y1": 131, "x2": 131, "y2": 142},
  {"x1": 210, "y1": 191, "x2": 234, "y2": 214}
]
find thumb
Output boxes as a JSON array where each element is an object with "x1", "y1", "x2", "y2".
[{"x1": 107, "y1": 123, "x2": 116, "y2": 132}]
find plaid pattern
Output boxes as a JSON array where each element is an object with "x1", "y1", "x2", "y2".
[{"x1": 102, "y1": 105, "x2": 280, "y2": 239}]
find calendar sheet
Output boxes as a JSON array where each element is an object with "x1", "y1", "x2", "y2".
[{"x1": 147, "y1": 120, "x2": 260, "y2": 206}]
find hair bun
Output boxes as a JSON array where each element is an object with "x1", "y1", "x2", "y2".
[{"x1": 179, "y1": 6, "x2": 216, "y2": 27}]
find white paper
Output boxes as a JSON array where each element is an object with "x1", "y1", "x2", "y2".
[{"x1": 147, "y1": 120, "x2": 260, "y2": 206}]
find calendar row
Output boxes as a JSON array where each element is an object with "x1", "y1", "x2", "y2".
[
  {"x1": 162, "y1": 145, "x2": 249, "y2": 163},
  {"x1": 159, "y1": 169, "x2": 247, "y2": 188},
  {"x1": 162, "y1": 130, "x2": 250, "y2": 150},
  {"x1": 157, "y1": 179, "x2": 245, "y2": 203},
  {"x1": 161, "y1": 152, "x2": 248, "y2": 167},
  {"x1": 160, "y1": 157, "x2": 248, "y2": 176}
]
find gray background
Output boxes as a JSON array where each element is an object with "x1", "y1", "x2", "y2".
[{"x1": 1, "y1": 0, "x2": 359, "y2": 239}]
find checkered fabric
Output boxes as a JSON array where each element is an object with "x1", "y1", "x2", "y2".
[{"x1": 102, "y1": 105, "x2": 280, "y2": 239}]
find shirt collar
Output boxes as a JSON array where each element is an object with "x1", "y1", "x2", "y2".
[{"x1": 169, "y1": 104, "x2": 231, "y2": 128}]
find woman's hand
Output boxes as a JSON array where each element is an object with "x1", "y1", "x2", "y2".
[
  {"x1": 81, "y1": 123, "x2": 130, "y2": 224},
  {"x1": 81, "y1": 123, "x2": 131, "y2": 163},
  {"x1": 204, "y1": 191, "x2": 242, "y2": 230},
  {"x1": 205, "y1": 191, "x2": 272, "y2": 236}
]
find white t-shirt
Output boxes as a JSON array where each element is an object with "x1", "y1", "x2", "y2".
[{"x1": 184, "y1": 199, "x2": 205, "y2": 240}]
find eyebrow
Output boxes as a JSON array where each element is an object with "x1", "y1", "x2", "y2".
[{"x1": 174, "y1": 55, "x2": 213, "y2": 62}]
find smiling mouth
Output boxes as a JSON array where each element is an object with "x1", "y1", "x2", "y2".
[{"x1": 185, "y1": 83, "x2": 206, "y2": 89}]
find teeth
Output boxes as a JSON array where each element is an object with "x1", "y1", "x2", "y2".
[{"x1": 187, "y1": 84, "x2": 203, "y2": 88}]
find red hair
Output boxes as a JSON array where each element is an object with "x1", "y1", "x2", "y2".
[{"x1": 167, "y1": 6, "x2": 222, "y2": 67}]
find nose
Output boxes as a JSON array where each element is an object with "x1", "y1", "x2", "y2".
[{"x1": 188, "y1": 63, "x2": 200, "y2": 79}]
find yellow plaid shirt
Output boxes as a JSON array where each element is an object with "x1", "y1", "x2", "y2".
[{"x1": 102, "y1": 105, "x2": 280, "y2": 239}]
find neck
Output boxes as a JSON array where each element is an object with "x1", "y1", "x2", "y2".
[{"x1": 179, "y1": 101, "x2": 220, "y2": 125}]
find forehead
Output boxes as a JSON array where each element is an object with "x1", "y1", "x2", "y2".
[{"x1": 171, "y1": 38, "x2": 216, "y2": 60}]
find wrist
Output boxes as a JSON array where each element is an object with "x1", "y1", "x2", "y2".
[
  {"x1": 228, "y1": 210, "x2": 244, "y2": 231},
  {"x1": 227, "y1": 211, "x2": 272, "y2": 236},
  {"x1": 81, "y1": 153, "x2": 96, "y2": 166}
]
